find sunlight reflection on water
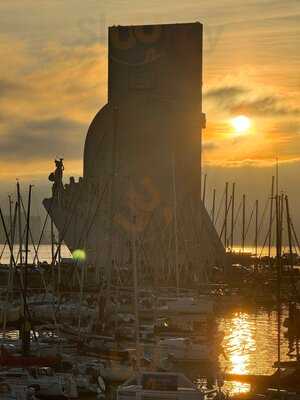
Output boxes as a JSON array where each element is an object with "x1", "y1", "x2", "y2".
[{"x1": 218, "y1": 308, "x2": 291, "y2": 395}]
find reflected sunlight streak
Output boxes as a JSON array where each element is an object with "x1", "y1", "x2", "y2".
[{"x1": 224, "y1": 312, "x2": 256, "y2": 394}]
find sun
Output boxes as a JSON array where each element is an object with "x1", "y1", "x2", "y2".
[{"x1": 231, "y1": 115, "x2": 251, "y2": 134}]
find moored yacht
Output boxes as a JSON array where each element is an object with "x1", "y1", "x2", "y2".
[{"x1": 117, "y1": 371, "x2": 204, "y2": 400}]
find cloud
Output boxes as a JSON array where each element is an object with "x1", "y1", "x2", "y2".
[
  {"x1": 0, "y1": 79, "x2": 26, "y2": 97},
  {"x1": 269, "y1": 121, "x2": 300, "y2": 137},
  {"x1": 205, "y1": 84, "x2": 300, "y2": 117},
  {"x1": 230, "y1": 96, "x2": 300, "y2": 117},
  {"x1": 0, "y1": 117, "x2": 85, "y2": 162},
  {"x1": 205, "y1": 85, "x2": 247, "y2": 104},
  {"x1": 203, "y1": 140, "x2": 219, "y2": 151},
  {"x1": 204, "y1": 156, "x2": 300, "y2": 168}
]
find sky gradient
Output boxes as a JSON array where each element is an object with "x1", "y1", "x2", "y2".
[{"x1": 0, "y1": 0, "x2": 299, "y2": 244}]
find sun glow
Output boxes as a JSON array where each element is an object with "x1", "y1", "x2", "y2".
[{"x1": 231, "y1": 115, "x2": 251, "y2": 135}]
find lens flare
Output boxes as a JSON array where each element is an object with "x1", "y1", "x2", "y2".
[{"x1": 72, "y1": 249, "x2": 86, "y2": 262}]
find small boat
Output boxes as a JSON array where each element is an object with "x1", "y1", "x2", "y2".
[
  {"x1": 0, "y1": 367, "x2": 78, "y2": 399},
  {"x1": 225, "y1": 362, "x2": 300, "y2": 393},
  {"x1": 0, "y1": 382, "x2": 25, "y2": 400},
  {"x1": 158, "y1": 337, "x2": 214, "y2": 362},
  {"x1": 117, "y1": 371, "x2": 204, "y2": 399},
  {"x1": 158, "y1": 296, "x2": 214, "y2": 316}
]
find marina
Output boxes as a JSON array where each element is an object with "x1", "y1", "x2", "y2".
[{"x1": 0, "y1": 275, "x2": 299, "y2": 399}]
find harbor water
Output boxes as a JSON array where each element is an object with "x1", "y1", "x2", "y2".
[{"x1": 219, "y1": 307, "x2": 292, "y2": 394}]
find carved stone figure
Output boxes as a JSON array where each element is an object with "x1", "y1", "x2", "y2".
[{"x1": 49, "y1": 158, "x2": 64, "y2": 198}]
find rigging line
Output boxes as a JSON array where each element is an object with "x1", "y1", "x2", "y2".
[
  {"x1": 285, "y1": 196, "x2": 298, "y2": 298},
  {"x1": 259, "y1": 212, "x2": 276, "y2": 260},
  {"x1": 191, "y1": 197, "x2": 206, "y2": 247},
  {"x1": 233, "y1": 198, "x2": 242, "y2": 229},
  {"x1": 14, "y1": 222, "x2": 31, "y2": 265},
  {"x1": 53, "y1": 181, "x2": 87, "y2": 262},
  {"x1": 245, "y1": 202, "x2": 255, "y2": 239},
  {"x1": 0, "y1": 207, "x2": 38, "y2": 342},
  {"x1": 30, "y1": 254, "x2": 61, "y2": 333},
  {"x1": 33, "y1": 181, "x2": 61, "y2": 264},
  {"x1": 20, "y1": 193, "x2": 39, "y2": 264},
  {"x1": 214, "y1": 187, "x2": 225, "y2": 226},
  {"x1": 291, "y1": 226, "x2": 299, "y2": 257},
  {"x1": 2, "y1": 202, "x2": 18, "y2": 338},
  {"x1": 152, "y1": 213, "x2": 173, "y2": 282},
  {"x1": 170, "y1": 197, "x2": 196, "y2": 273},
  {"x1": 219, "y1": 195, "x2": 232, "y2": 241},
  {"x1": 180, "y1": 197, "x2": 202, "y2": 262},
  {"x1": 286, "y1": 204, "x2": 299, "y2": 257},
  {"x1": 258, "y1": 197, "x2": 270, "y2": 236},
  {"x1": 286, "y1": 204, "x2": 300, "y2": 254},
  {"x1": 0, "y1": 226, "x2": 15, "y2": 261},
  {"x1": 136, "y1": 205, "x2": 163, "y2": 253},
  {"x1": 176, "y1": 212, "x2": 193, "y2": 268},
  {"x1": 15, "y1": 219, "x2": 43, "y2": 266},
  {"x1": 75, "y1": 180, "x2": 110, "y2": 249},
  {"x1": 90, "y1": 112, "x2": 110, "y2": 173},
  {"x1": 23, "y1": 204, "x2": 59, "y2": 319},
  {"x1": 290, "y1": 220, "x2": 300, "y2": 254},
  {"x1": 33, "y1": 211, "x2": 50, "y2": 264},
  {"x1": 0, "y1": 240, "x2": 8, "y2": 261}
]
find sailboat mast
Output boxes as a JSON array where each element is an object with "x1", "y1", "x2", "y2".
[
  {"x1": 9, "y1": 195, "x2": 13, "y2": 243},
  {"x1": 17, "y1": 182, "x2": 23, "y2": 266},
  {"x1": 172, "y1": 153, "x2": 179, "y2": 297},
  {"x1": 268, "y1": 176, "x2": 275, "y2": 261},
  {"x1": 131, "y1": 184, "x2": 141, "y2": 375},
  {"x1": 51, "y1": 218, "x2": 55, "y2": 264},
  {"x1": 8, "y1": 195, "x2": 13, "y2": 266},
  {"x1": 230, "y1": 183, "x2": 235, "y2": 250},
  {"x1": 255, "y1": 200, "x2": 258, "y2": 257},
  {"x1": 275, "y1": 162, "x2": 281, "y2": 387},
  {"x1": 202, "y1": 173, "x2": 207, "y2": 208},
  {"x1": 224, "y1": 182, "x2": 228, "y2": 249},
  {"x1": 23, "y1": 184, "x2": 32, "y2": 355},
  {"x1": 242, "y1": 194, "x2": 246, "y2": 253},
  {"x1": 211, "y1": 188, "x2": 216, "y2": 225},
  {"x1": 285, "y1": 195, "x2": 294, "y2": 272},
  {"x1": 24, "y1": 185, "x2": 32, "y2": 295}
]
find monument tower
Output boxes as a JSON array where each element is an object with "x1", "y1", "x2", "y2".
[{"x1": 44, "y1": 22, "x2": 225, "y2": 284}]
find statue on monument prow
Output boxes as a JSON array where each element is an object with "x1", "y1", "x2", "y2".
[{"x1": 48, "y1": 158, "x2": 64, "y2": 198}]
